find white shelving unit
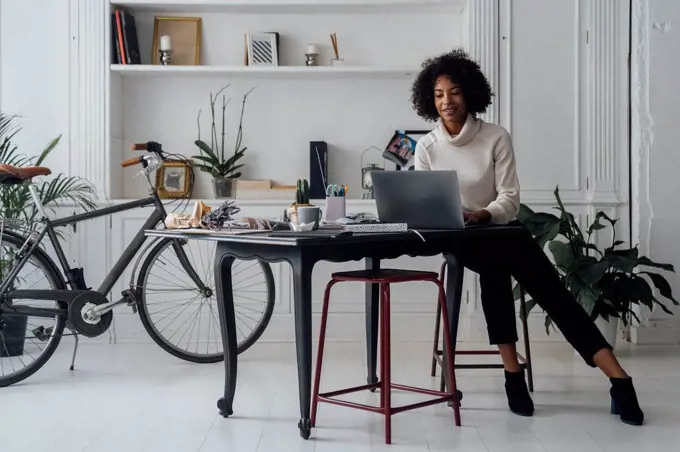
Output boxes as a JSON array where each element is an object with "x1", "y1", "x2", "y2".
[
  {"x1": 111, "y1": 64, "x2": 419, "y2": 79},
  {"x1": 107, "y1": 0, "x2": 468, "y2": 201}
]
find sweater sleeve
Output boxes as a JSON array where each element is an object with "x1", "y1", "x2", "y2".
[
  {"x1": 414, "y1": 139, "x2": 431, "y2": 171},
  {"x1": 484, "y1": 130, "x2": 520, "y2": 225}
]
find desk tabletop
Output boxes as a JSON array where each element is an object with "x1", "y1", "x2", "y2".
[{"x1": 145, "y1": 224, "x2": 526, "y2": 247}]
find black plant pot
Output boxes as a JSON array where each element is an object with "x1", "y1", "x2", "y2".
[{"x1": 0, "y1": 313, "x2": 27, "y2": 357}]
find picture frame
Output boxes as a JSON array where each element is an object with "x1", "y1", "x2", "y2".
[
  {"x1": 152, "y1": 16, "x2": 201, "y2": 65},
  {"x1": 247, "y1": 32, "x2": 280, "y2": 66},
  {"x1": 156, "y1": 160, "x2": 193, "y2": 199}
]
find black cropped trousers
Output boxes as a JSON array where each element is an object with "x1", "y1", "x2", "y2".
[{"x1": 450, "y1": 222, "x2": 611, "y2": 367}]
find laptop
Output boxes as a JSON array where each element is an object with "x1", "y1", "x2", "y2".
[{"x1": 371, "y1": 170, "x2": 465, "y2": 229}]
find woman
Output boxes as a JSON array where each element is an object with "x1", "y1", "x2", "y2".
[{"x1": 410, "y1": 49, "x2": 644, "y2": 425}]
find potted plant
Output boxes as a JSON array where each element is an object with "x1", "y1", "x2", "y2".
[
  {"x1": 284, "y1": 178, "x2": 313, "y2": 224},
  {"x1": 0, "y1": 112, "x2": 98, "y2": 357},
  {"x1": 514, "y1": 187, "x2": 678, "y2": 345},
  {"x1": 192, "y1": 85, "x2": 255, "y2": 198}
]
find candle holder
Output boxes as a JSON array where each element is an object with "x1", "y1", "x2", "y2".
[
  {"x1": 305, "y1": 53, "x2": 319, "y2": 66},
  {"x1": 159, "y1": 49, "x2": 173, "y2": 65}
]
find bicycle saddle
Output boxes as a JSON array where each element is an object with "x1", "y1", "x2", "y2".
[{"x1": 0, "y1": 164, "x2": 52, "y2": 184}]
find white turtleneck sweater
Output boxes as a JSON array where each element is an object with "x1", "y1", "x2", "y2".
[{"x1": 414, "y1": 114, "x2": 520, "y2": 225}]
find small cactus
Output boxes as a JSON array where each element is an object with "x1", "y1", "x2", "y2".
[{"x1": 296, "y1": 179, "x2": 310, "y2": 205}]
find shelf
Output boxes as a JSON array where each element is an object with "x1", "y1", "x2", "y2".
[
  {"x1": 110, "y1": 64, "x2": 418, "y2": 79},
  {"x1": 110, "y1": 0, "x2": 466, "y2": 14}
]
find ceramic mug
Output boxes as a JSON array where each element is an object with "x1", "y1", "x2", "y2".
[{"x1": 297, "y1": 206, "x2": 323, "y2": 230}]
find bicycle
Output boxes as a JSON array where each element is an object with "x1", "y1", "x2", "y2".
[{"x1": 0, "y1": 141, "x2": 275, "y2": 387}]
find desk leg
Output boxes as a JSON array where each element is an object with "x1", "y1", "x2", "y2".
[
  {"x1": 442, "y1": 254, "x2": 464, "y2": 403},
  {"x1": 291, "y1": 256, "x2": 313, "y2": 440},
  {"x1": 365, "y1": 257, "x2": 380, "y2": 389},
  {"x1": 214, "y1": 249, "x2": 237, "y2": 418}
]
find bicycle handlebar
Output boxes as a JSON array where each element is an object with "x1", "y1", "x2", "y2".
[
  {"x1": 130, "y1": 143, "x2": 148, "y2": 151},
  {"x1": 121, "y1": 156, "x2": 143, "y2": 168}
]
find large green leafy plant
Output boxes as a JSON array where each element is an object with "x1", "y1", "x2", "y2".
[
  {"x1": 515, "y1": 187, "x2": 677, "y2": 333},
  {"x1": 192, "y1": 85, "x2": 255, "y2": 180},
  {"x1": 0, "y1": 112, "x2": 97, "y2": 233}
]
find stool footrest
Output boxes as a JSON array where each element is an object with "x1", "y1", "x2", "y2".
[
  {"x1": 433, "y1": 349, "x2": 529, "y2": 369},
  {"x1": 317, "y1": 382, "x2": 454, "y2": 416},
  {"x1": 318, "y1": 382, "x2": 380, "y2": 399}
]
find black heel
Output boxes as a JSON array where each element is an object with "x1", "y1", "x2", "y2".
[
  {"x1": 610, "y1": 396, "x2": 619, "y2": 415},
  {"x1": 505, "y1": 369, "x2": 534, "y2": 416},
  {"x1": 610, "y1": 377, "x2": 643, "y2": 425}
]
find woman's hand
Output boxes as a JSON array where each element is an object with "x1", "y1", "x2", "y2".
[{"x1": 464, "y1": 209, "x2": 492, "y2": 225}]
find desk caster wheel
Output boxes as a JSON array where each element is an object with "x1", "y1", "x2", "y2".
[
  {"x1": 447, "y1": 389, "x2": 463, "y2": 407},
  {"x1": 298, "y1": 418, "x2": 311, "y2": 440},
  {"x1": 217, "y1": 397, "x2": 233, "y2": 417}
]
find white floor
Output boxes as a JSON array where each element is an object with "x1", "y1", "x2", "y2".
[{"x1": 1, "y1": 338, "x2": 679, "y2": 452}]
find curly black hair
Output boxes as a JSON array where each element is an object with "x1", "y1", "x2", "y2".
[{"x1": 410, "y1": 48, "x2": 494, "y2": 122}]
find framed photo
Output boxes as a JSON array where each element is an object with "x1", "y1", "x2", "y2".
[
  {"x1": 247, "y1": 32, "x2": 279, "y2": 66},
  {"x1": 382, "y1": 130, "x2": 430, "y2": 169},
  {"x1": 152, "y1": 16, "x2": 201, "y2": 65},
  {"x1": 156, "y1": 160, "x2": 193, "y2": 199}
]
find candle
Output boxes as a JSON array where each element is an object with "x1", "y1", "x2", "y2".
[
  {"x1": 160, "y1": 35, "x2": 172, "y2": 51},
  {"x1": 307, "y1": 43, "x2": 318, "y2": 55}
]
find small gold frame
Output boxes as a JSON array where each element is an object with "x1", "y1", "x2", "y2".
[
  {"x1": 156, "y1": 160, "x2": 193, "y2": 199},
  {"x1": 152, "y1": 16, "x2": 202, "y2": 65}
]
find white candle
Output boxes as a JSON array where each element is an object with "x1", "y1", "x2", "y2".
[
  {"x1": 307, "y1": 43, "x2": 318, "y2": 55},
  {"x1": 160, "y1": 35, "x2": 172, "y2": 51}
]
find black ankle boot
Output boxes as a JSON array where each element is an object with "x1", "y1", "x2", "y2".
[
  {"x1": 610, "y1": 377, "x2": 644, "y2": 425},
  {"x1": 505, "y1": 369, "x2": 534, "y2": 416}
]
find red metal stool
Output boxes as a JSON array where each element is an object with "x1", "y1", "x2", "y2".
[
  {"x1": 311, "y1": 269, "x2": 461, "y2": 444},
  {"x1": 430, "y1": 260, "x2": 534, "y2": 393}
]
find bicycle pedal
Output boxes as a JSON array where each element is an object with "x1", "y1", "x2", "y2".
[{"x1": 121, "y1": 289, "x2": 138, "y2": 313}]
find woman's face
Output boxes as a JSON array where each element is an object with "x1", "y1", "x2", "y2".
[{"x1": 434, "y1": 75, "x2": 467, "y2": 124}]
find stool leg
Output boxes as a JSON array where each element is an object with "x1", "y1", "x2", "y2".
[
  {"x1": 311, "y1": 279, "x2": 337, "y2": 427},
  {"x1": 431, "y1": 261, "x2": 447, "y2": 377},
  {"x1": 519, "y1": 286, "x2": 534, "y2": 392},
  {"x1": 435, "y1": 279, "x2": 461, "y2": 427},
  {"x1": 381, "y1": 283, "x2": 392, "y2": 444},
  {"x1": 432, "y1": 302, "x2": 442, "y2": 377},
  {"x1": 379, "y1": 283, "x2": 386, "y2": 411}
]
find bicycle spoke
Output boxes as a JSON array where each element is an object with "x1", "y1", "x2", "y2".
[
  {"x1": 138, "y1": 239, "x2": 274, "y2": 361},
  {"x1": 0, "y1": 233, "x2": 62, "y2": 385}
]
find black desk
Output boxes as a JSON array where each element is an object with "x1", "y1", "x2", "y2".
[{"x1": 145, "y1": 226, "x2": 526, "y2": 439}]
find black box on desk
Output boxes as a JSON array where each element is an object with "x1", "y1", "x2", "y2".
[{"x1": 310, "y1": 141, "x2": 328, "y2": 200}]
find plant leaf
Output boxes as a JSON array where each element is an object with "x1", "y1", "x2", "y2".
[
  {"x1": 641, "y1": 271, "x2": 679, "y2": 305},
  {"x1": 636, "y1": 256, "x2": 675, "y2": 272},
  {"x1": 603, "y1": 247, "x2": 639, "y2": 273},
  {"x1": 35, "y1": 134, "x2": 62, "y2": 165},
  {"x1": 548, "y1": 240, "x2": 574, "y2": 270},
  {"x1": 577, "y1": 259, "x2": 610, "y2": 284}
]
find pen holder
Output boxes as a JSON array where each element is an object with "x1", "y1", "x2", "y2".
[{"x1": 325, "y1": 196, "x2": 346, "y2": 221}]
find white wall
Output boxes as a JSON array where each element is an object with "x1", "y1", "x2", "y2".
[
  {"x1": 5, "y1": 0, "x2": 666, "y2": 346},
  {"x1": 0, "y1": 0, "x2": 71, "y2": 177},
  {"x1": 631, "y1": 0, "x2": 680, "y2": 343}
]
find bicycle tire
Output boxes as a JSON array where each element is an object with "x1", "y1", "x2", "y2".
[
  {"x1": 136, "y1": 237, "x2": 276, "y2": 363},
  {"x1": 0, "y1": 231, "x2": 67, "y2": 387}
]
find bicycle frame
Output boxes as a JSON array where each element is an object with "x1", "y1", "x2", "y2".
[{"x1": 1, "y1": 162, "x2": 206, "y2": 319}]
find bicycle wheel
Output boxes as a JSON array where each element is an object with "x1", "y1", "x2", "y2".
[
  {"x1": 136, "y1": 237, "x2": 275, "y2": 363},
  {"x1": 0, "y1": 231, "x2": 66, "y2": 387}
]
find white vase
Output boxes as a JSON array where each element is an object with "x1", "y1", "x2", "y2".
[{"x1": 595, "y1": 316, "x2": 619, "y2": 347}]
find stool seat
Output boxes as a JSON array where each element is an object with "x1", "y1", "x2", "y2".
[{"x1": 331, "y1": 269, "x2": 438, "y2": 283}]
